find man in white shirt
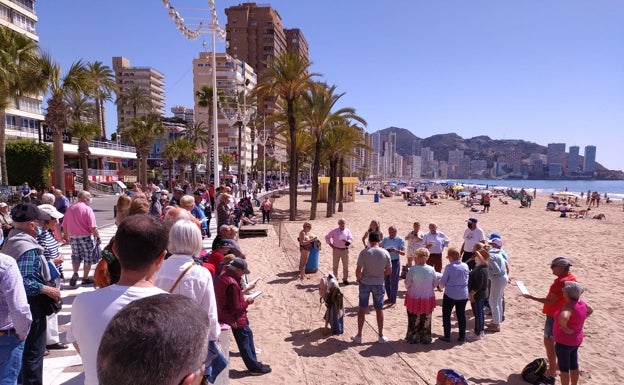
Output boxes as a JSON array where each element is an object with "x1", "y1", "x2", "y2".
[
  {"x1": 460, "y1": 218, "x2": 486, "y2": 270},
  {"x1": 66, "y1": 215, "x2": 169, "y2": 385}
]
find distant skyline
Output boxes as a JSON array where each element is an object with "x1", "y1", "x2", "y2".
[{"x1": 36, "y1": 1, "x2": 624, "y2": 171}]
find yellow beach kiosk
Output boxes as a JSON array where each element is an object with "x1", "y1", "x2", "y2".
[{"x1": 316, "y1": 177, "x2": 359, "y2": 203}]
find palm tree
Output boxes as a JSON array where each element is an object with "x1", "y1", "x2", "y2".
[
  {"x1": 86, "y1": 61, "x2": 116, "y2": 140},
  {"x1": 254, "y1": 52, "x2": 320, "y2": 221},
  {"x1": 69, "y1": 121, "x2": 100, "y2": 192},
  {"x1": 0, "y1": 26, "x2": 43, "y2": 184},
  {"x1": 301, "y1": 82, "x2": 367, "y2": 220},
  {"x1": 184, "y1": 121, "x2": 210, "y2": 183},
  {"x1": 323, "y1": 123, "x2": 366, "y2": 217},
  {"x1": 116, "y1": 85, "x2": 152, "y2": 119},
  {"x1": 166, "y1": 137, "x2": 194, "y2": 183},
  {"x1": 121, "y1": 113, "x2": 165, "y2": 187},
  {"x1": 40, "y1": 54, "x2": 90, "y2": 192},
  {"x1": 161, "y1": 141, "x2": 177, "y2": 188},
  {"x1": 219, "y1": 152, "x2": 235, "y2": 177}
]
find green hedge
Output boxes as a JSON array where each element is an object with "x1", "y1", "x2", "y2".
[{"x1": 6, "y1": 140, "x2": 54, "y2": 189}]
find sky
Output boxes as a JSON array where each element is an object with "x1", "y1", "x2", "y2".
[{"x1": 35, "y1": 1, "x2": 624, "y2": 171}]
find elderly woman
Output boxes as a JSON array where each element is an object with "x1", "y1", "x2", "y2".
[
  {"x1": 438, "y1": 247, "x2": 469, "y2": 342},
  {"x1": 404, "y1": 247, "x2": 438, "y2": 344},
  {"x1": 298, "y1": 222, "x2": 317, "y2": 280},
  {"x1": 361, "y1": 219, "x2": 383, "y2": 248},
  {"x1": 485, "y1": 238, "x2": 508, "y2": 333},
  {"x1": 405, "y1": 221, "x2": 424, "y2": 267},
  {"x1": 114, "y1": 195, "x2": 131, "y2": 226},
  {"x1": 154, "y1": 219, "x2": 224, "y2": 383},
  {"x1": 554, "y1": 282, "x2": 593, "y2": 385},
  {"x1": 217, "y1": 193, "x2": 234, "y2": 229},
  {"x1": 469, "y1": 244, "x2": 490, "y2": 340}
]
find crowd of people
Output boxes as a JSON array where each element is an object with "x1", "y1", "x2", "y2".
[
  {"x1": 0, "y1": 179, "x2": 274, "y2": 384},
  {"x1": 310, "y1": 216, "x2": 591, "y2": 385}
]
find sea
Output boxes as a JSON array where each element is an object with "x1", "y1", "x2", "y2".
[{"x1": 444, "y1": 179, "x2": 624, "y2": 200}]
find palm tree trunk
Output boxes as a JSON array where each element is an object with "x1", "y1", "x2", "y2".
[
  {"x1": 287, "y1": 102, "x2": 298, "y2": 221},
  {"x1": 0, "y1": 111, "x2": 8, "y2": 185},
  {"x1": 81, "y1": 153, "x2": 90, "y2": 192},
  {"x1": 309, "y1": 138, "x2": 322, "y2": 220},
  {"x1": 338, "y1": 157, "x2": 344, "y2": 212},
  {"x1": 53, "y1": 132, "x2": 66, "y2": 192},
  {"x1": 191, "y1": 162, "x2": 197, "y2": 184},
  {"x1": 140, "y1": 153, "x2": 149, "y2": 187},
  {"x1": 326, "y1": 158, "x2": 338, "y2": 218}
]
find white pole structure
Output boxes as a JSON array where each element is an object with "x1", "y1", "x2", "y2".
[
  {"x1": 254, "y1": 119, "x2": 270, "y2": 192},
  {"x1": 162, "y1": 0, "x2": 225, "y2": 185}
]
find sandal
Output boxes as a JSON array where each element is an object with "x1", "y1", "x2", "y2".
[{"x1": 81, "y1": 278, "x2": 94, "y2": 285}]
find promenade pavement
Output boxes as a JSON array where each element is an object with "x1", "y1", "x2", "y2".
[{"x1": 42, "y1": 195, "x2": 219, "y2": 385}]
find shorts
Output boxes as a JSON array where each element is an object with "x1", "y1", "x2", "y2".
[
  {"x1": 544, "y1": 315, "x2": 554, "y2": 338},
  {"x1": 358, "y1": 283, "x2": 385, "y2": 310},
  {"x1": 70, "y1": 235, "x2": 98, "y2": 265}
]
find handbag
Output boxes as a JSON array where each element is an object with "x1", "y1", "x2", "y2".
[{"x1": 29, "y1": 294, "x2": 62, "y2": 316}]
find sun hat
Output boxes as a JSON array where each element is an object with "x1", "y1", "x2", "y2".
[
  {"x1": 466, "y1": 218, "x2": 478, "y2": 224},
  {"x1": 37, "y1": 204, "x2": 64, "y2": 219},
  {"x1": 0, "y1": 202, "x2": 8, "y2": 208},
  {"x1": 490, "y1": 238, "x2": 503, "y2": 248},
  {"x1": 230, "y1": 257, "x2": 250, "y2": 274}
]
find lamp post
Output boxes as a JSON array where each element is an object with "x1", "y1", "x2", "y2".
[
  {"x1": 221, "y1": 83, "x2": 251, "y2": 186},
  {"x1": 163, "y1": 0, "x2": 225, "y2": 185},
  {"x1": 254, "y1": 119, "x2": 270, "y2": 192}
]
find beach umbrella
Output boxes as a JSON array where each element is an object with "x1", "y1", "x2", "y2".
[
  {"x1": 399, "y1": 187, "x2": 411, "y2": 193},
  {"x1": 457, "y1": 191, "x2": 470, "y2": 197},
  {"x1": 452, "y1": 185, "x2": 464, "y2": 190},
  {"x1": 479, "y1": 190, "x2": 491, "y2": 195},
  {"x1": 555, "y1": 191, "x2": 576, "y2": 197}
]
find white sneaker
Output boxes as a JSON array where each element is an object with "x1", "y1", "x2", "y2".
[
  {"x1": 351, "y1": 335, "x2": 362, "y2": 344},
  {"x1": 378, "y1": 335, "x2": 388, "y2": 344}
]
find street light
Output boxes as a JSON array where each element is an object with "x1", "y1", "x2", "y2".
[
  {"x1": 163, "y1": 0, "x2": 225, "y2": 185},
  {"x1": 254, "y1": 119, "x2": 270, "y2": 192},
  {"x1": 221, "y1": 80, "x2": 251, "y2": 186}
]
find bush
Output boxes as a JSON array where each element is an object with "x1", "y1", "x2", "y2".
[{"x1": 6, "y1": 140, "x2": 54, "y2": 189}]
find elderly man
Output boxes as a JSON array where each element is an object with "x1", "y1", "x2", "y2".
[
  {"x1": 62, "y1": 191, "x2": 100, "y2": 286},
  {"x1": 97, "y1": 294, "x2": 209, "y2": 385},
  {"x1": 215, "y1": 258, "x2": 271, "y2": 375},
  {"x1": 523, "y1": 257, "x2": 577, "y2": 380},
  {"x1": 52, "y1": 189, "x2": 70, "y2": 215},
  {"x1": 0, "y1": 202, "x2": 13, "y2": 241},
  {"x1": 170, "y1": 186, "x2": 184, "y2": 207},
  {"x1": 422, "y1": 222, "x2": 450, "y2": 273},
  {"x1": 3, "y1": 203, "x2": 60, "y2": 385},
  {"x1": 460, "y1": 218, "x2": 486, "y2": 270},
  {"x1": 325, "y1": 218, "x2": 354, "y2": 286},
  {"x1": 67, "y1": 215, "x2": 169, "y2": 385},
  {"x1": 380, "y1": 225, "x2": 405, "y2": 305},
  {"x1": 0, "y1": 252, "x2": 32, "y2": 383}
]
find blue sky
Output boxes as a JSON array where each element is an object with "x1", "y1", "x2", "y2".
[{"x1": 36, "y1": 1, "x2": 624, "y2": 171}]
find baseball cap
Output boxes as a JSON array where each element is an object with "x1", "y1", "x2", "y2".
[
  {"x1": 466, "y1": 218, "x2": 478, "y2": 224},
  {"x1": 217, "y1": 239, "x2": 234, "y2": 249},
  {"x1": 153, "y1": 186, "x2": 161, "y2": 193},
  {"x1": 193, "y1": 189, "x2": 203, "y2": 196},
  {"x1": 37, "y1": 204, "x2": 64, "y2": 219},
  {"x1": 230, "y1": 257, "x2": 250, "y2": 274},
  {"x1": 488, "y1": 233, "x2": 501, "y2": 240},
  {"x1": 490, "y1": 238, "x2": 503, "y2": 248},
  {"x1": 0, "y1": 202, "x2": 7, "y2": 208},
  {"x1": 550, "y1": 257, "x2": 572, "y2": 268},
  {"x1": 11, "y1": 203, "x2": 51, "y2": 222},
  {"x1": 173, "y1": 186, "x2": 184, "y2": 193}
]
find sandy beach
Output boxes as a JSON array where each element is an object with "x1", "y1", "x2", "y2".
[{"x1": 229, "y1": 188, "x2": 623, "y2": 384}]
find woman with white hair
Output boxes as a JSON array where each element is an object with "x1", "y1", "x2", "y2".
[
  {"x1": 554, "y1": 281, "x2": 593, "y2": 385},
  {"x1": 154, "y1": 219, "x2": 224, "y2": 383}
]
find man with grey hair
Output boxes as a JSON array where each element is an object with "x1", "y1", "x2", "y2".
[
  {"x1": 380, "y1": 225, "x2": 405, "y2": 305},
  {"x1": 40, "y1": 193, "x2": 55, "y2": 205},
  {"x1": 423, "y1": 222, "x2": 450, "y2": 273},
  {"x1": 97, "y1": 294, "x2": 209, "y2": 385},
  {"x1": 62, "y1": 191, "x2": 100, "y2": 286},
  {"x1": 52, "y1": 189, "x2": 70, "y2": 215},
  {"x1": 325, "y1": 218, "x2": 354, "y2": 286}
]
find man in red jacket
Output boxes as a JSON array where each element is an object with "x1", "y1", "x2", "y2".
[{"x1": 214, "y1": 258, "x2": 271, "y2": 376}]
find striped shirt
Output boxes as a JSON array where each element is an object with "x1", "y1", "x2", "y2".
[{"x1": 37, "y1": 229, "x2": 59, "y2": 261}]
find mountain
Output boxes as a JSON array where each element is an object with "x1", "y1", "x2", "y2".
[{"x1": 373, "y1": 127, "x2": 622, "y2": 178}]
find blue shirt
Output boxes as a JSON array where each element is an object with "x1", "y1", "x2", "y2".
[
  {"x1": 439, "y1": 260, "x2": 469, "y2": 300},
  {"x1": 380, "y1": 236, "x2": 405, "y2": 261}
]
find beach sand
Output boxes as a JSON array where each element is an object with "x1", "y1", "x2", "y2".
[{"x1": 230, "y1": 188, "x2": 623, "y2": 384}]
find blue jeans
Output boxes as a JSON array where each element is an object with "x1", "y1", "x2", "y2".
[
  {"x1": 231, "y1": 325, "x2": 260, "y2": 371},
  {"x1": 205, "y1": 340, "x2": 228, "y2": 383},
  {"x1": 20, "y1": 302, "x2": 47, "y2": 385},
  {"x1": 358, "y1": 283, "x2": 385, "y2": 310},
  {"x1": 442, "y1": 294, "x2": 467, "y2": 340},
  {"x1": 0, "y1": 332, "x2": 25, "y2": 385},
  {"x1": 470, "y1": 297, "x2": 485, "y2": 335},
  {"x1": 384, "y1": 259, "x2": 400, "y2": 303}
]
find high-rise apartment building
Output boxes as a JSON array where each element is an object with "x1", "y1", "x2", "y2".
[
  {"x1": 547, "y1": 143, "x2": 566, "y2": 177},
  {"x1": 112, "y1": 56, "x2": 166, "y2": 130},
  {"x1": 583, "y1": 145, "x2": 596, "y2": 174},
  {"x1": 567, "y1": 146, "x2": 580, "y2": 176},
  {"x1": 285, "y1": 28, "x2": 309, "y2": 59},
  {"x1": 1, "y1": 0, "x2": 43, "y2": 149},
  {"x1": 193, "y1": 52, "x2": 256, "y2": 178}
]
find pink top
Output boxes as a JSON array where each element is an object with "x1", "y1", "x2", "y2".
[
  {"x1": 553, "y1": 300, "x2": 588, "y2": 347},
  {"x1": 62, "y1": 201, "x2": 97, "y2": 236}
]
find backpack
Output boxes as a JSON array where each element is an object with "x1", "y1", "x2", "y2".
[
  {"x1": 436, "y1": 369, "x2": 468, "y2": 385},
  {"x1": 521, "y1": 358, "x2": 548, "y2": 384}
]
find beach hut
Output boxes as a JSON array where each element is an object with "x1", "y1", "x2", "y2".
[{"x1": 317, "y1": 177, "x2": 359, "y2": 203}]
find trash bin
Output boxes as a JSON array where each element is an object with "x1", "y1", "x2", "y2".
[
  {"x1": 374, "y1": 193, "x2": 379, "y2": 203},
  {"x1": 305, "y1": 247, "x2": 319, "y2": 274},
  {"x1": 360, "y1": 189, "x2": 363, "y2": 195}
]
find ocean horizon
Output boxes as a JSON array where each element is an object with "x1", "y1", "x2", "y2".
[{"x1": 446, "y1": 179, "x2": 624, "y2": 199}]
